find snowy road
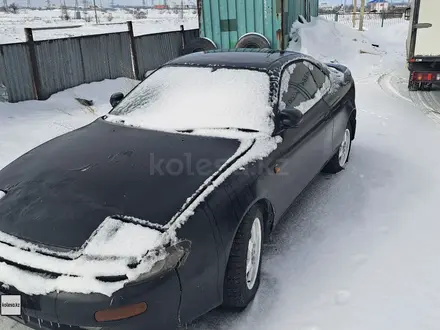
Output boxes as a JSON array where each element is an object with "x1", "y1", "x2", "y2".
[{"x1": 1, "y1": 19, "x2": 440, "y2": 330}]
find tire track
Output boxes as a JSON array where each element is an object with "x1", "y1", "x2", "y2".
[{"x1": 378, "y1": 70, "x2": 440, "y2": 125}]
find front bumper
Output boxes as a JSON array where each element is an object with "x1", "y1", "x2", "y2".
[{"x1": 1, "y1": 270, "x2": 181, "y2": 330}]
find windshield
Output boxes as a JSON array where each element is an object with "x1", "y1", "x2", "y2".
[{"x1": 108, "y1": 66, "x2": 274, "y2": 134}]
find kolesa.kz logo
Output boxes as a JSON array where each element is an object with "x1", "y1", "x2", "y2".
[{"x1": 1, "y1": 295, "x2": 21, "y2": 315}]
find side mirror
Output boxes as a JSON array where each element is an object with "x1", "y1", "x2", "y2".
[
  {"x1": 404, "y1": 7, "x2": 411, "y2": 21},
  {"x1": 279, "y1": 108, "x2": 304, "y2": 129},
  {"x1": 110, "y1": 92, "x2": 124, "y2": 108}
]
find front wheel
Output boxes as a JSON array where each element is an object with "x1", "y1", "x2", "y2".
[
  {"x1": 222, "y1": 207, "x2": 264, "y2": 309},
  {"x1": 322, "y1": 122, "x2": 352, "y2": 174}
]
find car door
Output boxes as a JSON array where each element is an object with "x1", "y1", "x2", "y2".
[
  {"x1": 260, "y1": 61, "x2": 329, "y2": 221},
  {"x1": 306, "y1": 60, "x2": 334, "y2": 162}
]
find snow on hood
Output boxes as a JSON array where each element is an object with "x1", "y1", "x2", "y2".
[
  {"x1": 0, "y1": 216, "x2": 167, "y2": 296},
  {"x1": 0, "y1": 130, "x2": 282, "y2": 297}
]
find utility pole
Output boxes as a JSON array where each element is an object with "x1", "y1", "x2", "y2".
[
  {"x1": 92, "y1": 0, "x2": 98, "y2": 23},
  {"x1": 3, "y1": 0, "x2": 7, "y2": 11},
  {"x1": 46, "y1": 0, "x2": 50, "y2": 8},
  {"x1": 359, "y1": 0, "x2": 365, "y2": 31},
  {"x1": 352, "y1": 0, "x2": 357, "y2": 28},
  {"x1": 180, "y1": 0, "x2": 183, "y2": 19}
]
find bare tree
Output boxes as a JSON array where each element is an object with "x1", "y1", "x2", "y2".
[{"x1": 8, "y1": 2, "x2": 18, "y2": 13}]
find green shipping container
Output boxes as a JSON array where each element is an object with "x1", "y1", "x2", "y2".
[{"x1": 196, "y1": 0, "x2": 319, "y2": 51}]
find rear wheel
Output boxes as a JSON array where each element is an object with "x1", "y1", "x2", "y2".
[
  {"x1": 223, "y1": 207, "x2": 264, "y2": 309},
  {"x1": 322, "y1": 122, "x2": 352, "y2": 174}
]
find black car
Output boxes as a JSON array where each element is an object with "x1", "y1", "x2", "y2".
[{"x1": 0, "y1": 49, "x2": 356, "y2": 330}]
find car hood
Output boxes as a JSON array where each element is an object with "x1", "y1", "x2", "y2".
[{"x1": 0, "y1": 119, "x2": 243, "y2": 250}]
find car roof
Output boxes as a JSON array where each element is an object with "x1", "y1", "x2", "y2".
[{"x1": 165, "y1": 49, "x2": 308, "y2": 72}]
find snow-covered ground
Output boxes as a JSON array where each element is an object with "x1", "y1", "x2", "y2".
[
  {"x1": 1, "y1": 16, "x2": 440, "y2": 330},
  {"x1": 0, "y1": 8, "x2": 198, "y2": 44}
]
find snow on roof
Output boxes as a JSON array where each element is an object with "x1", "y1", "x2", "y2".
[{"x1": 108, "y1": 66, "x2": 275, "y2": 134}]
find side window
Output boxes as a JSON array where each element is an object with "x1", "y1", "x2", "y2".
[
  {"x1": 279, "y1": 63, "x2": 309, "y2": 110},
  {"x1": 305, "y1": 61, "x2": 328, "y2": 91},
  {"x1": 290, "y1": 62, "x2": 318, "y2": 97}
]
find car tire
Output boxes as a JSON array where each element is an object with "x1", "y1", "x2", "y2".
[
  {"x1": 235, "y1": 33, "x2": 270, "y2": 49},
  {"x1": 181, "y1": 37, "x2": 217, "y2": 55},
  {"x1": 222, "y1": 206, "x2": 265, "y2": 309},
  {"x1": 322, "y1": 121, "x2": 353, "y2": 174}
]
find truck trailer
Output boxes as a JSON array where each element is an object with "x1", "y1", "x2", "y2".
[{"x1": 405, "y1": 0, "x2": 440, "y2": 91}]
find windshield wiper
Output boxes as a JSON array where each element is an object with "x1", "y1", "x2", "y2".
[{"x1": 177, "y1": 127, "x2": 260, "y2": 133}]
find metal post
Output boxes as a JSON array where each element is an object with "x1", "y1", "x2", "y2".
[
  {"x1": 381, "y1": 11, "x2": 385, "y2": 27},
  {"x1": 127, "y1": 21, "x2": 140, "y2": 80},
  {"x1": 180, "y1": 24, "x2": 186, "y2": 53},
  {"x1": 92, "y1": 0, "x2": 98, "y2": 24},
  {"x1": 335, "y1": 12, "x2": 339, "y2": 22},
  {"x1": 359, "y1": 0, "x2": 365, "y2": 31},
  {"x1": 352, "y1": 0, "x2": 357, "y2": 28},
  {"x1": 24, "y1": 28, "x2": 42, "y2": 100}
]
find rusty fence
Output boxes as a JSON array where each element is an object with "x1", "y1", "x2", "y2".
[{"x1": 0, "y1": 23, "x2": 199, "y2": 103}]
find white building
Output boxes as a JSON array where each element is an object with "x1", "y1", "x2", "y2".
[
  {"x1": 368, "y1": 0, "x2": 390, "y2": 12},
  {"x1": 319, "y1": 2, "x2": 333, "y2": 11}
]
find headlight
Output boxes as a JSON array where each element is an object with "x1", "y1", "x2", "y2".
[{"x1": 125, "y1": 240, "x2": 191, "y2": 285}]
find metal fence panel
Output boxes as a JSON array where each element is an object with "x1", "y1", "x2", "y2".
[
  {"x1": 135, "y1": 31, "x2": 183, "y2": 78},
  {"x1": 1, "y1": 27, "x2": 201, "y2": 103},
  {"x1": 80, "y1": 32, "x2": 134, "y2": 83},
  {"x1": 35, "y1": 38, "x2": 85, "y2": 100},
  {"x1": 0, "y1": 43, "x2": 35, "y2": 102},
  {"x1": 183, "y1": 28, "x2": 200, "y2": 42}
]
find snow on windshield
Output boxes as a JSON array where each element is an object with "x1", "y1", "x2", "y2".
[{"x1": 108, "y1": 66, "x2": 275, "y2": 134}]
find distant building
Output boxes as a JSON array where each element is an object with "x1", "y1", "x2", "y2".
[
  {"x1": 153, "y1": 4, "x2": 168, "y2": 9},
  {"x1": 391, "y1": 2, "x2": 410, "y2": 8},
  {"x1": 319, "y1": 2, "x2": 333, "y2": 11},
  {"x1": 368, "y1": 0, "x2": 389, "y2": 12}
]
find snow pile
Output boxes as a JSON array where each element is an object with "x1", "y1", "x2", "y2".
[
  {"x1": 288, "y1": 17, "x2": 380, "y2": 63},
  {"x1": 287, "y1": 16, "x2": 409, "y2": 81},
  {"x1": 107, "y1": 66, "x2": 275, "y2": 134}
]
